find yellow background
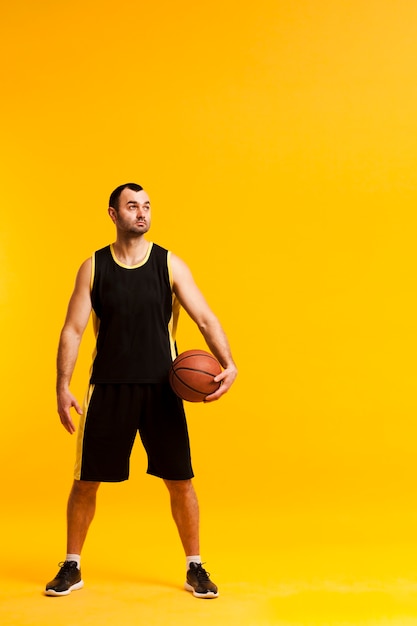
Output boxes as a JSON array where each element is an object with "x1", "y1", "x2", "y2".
[{"x1": 1, "y1": 1, "x2": 417, "y2": 624}]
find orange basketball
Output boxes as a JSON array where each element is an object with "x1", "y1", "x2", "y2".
[{"x1": 169, "y1": 349, "x2": 222, "y2": 402}]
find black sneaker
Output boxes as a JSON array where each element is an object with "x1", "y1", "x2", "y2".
[
  {"x1": 45, "y1": 561, "x2": 84, "y2": 596},
  {"x1": 185, "y1": 562, "x2": 219, "y2": 598}
]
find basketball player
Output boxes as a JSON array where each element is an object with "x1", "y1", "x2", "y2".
[{"x1": 45, "y1": 183, "x2": 237, "y2": 599}]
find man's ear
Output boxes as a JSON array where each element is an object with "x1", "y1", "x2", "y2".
[{"x1": 108, "y1": 207, "x2": 117, "y2": 223}]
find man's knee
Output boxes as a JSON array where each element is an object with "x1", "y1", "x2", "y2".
[
  {"x1": 70, "y1": 479, "x2": 100, "y2": 499},
  {"x1": 164, "y1": 478, "x2": 194, "y2": 496}
]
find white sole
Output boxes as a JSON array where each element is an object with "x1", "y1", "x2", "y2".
[{"x1": 45, "y1": 580, "x2": 84, "y2": 596}]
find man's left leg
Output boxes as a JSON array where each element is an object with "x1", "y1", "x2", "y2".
[
  {"x1": 164, "y1": 479, "x2": 219, "y2": 598},
  {"x1": 164, "y1": 479, "x2": 199, "y2": 554}
]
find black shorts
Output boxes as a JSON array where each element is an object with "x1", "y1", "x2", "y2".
[{"x1": 74, "y1": 383, "x2": 194, "y2": 482}]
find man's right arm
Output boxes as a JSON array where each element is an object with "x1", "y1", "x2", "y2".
[{"x1": 56, "y1": 258, "x2": 92, "y2": 434}]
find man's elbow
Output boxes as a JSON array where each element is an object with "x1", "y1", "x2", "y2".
[{"x1": 197, "y1": 312, "x2": 218, "y2": 335}]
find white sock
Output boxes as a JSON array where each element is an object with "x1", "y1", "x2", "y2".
[
  {"x1": 186, "y1": 555, "x2": 201, "y2": 570},
  {"x1": 66, "y1": 553, "x2": 81, "y2": 569}
]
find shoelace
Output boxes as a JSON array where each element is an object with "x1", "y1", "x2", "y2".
[
  {"x1": 57, "y1": 561, "x2": 78, "y2": 573},
  {"x1": 194, "y1": 563, "x2": 211, "y2": 581}
]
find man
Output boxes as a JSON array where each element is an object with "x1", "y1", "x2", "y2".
[{"x1": 45, "y1": 183, "x2": 237, "y2": 599}]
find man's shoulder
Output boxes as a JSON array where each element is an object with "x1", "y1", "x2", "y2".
[
  {"x1": 94, "y1": 244, "x2": 111, "y2": 256},
  {"x1": 151, "y1": 242, "x2": 169, "y2": 253},
  {"x1": 151, "y1": 242, "x2": 171, "y2": 258}
]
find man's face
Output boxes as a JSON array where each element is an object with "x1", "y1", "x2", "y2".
[{"x1": 109, "y1": 188, "x2": 151, "y2": 235}]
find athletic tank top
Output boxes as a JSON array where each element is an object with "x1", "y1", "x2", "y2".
[{"x1": 89, "y1": 243, "x2": 180, "y2": 384}]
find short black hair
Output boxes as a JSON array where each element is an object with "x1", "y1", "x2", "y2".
[{"x1": 109, "y1": 183, "x2": 144, "y2": 210}]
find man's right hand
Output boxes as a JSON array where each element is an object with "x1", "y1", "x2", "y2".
[{"x1": 57, "y1": 388, "x2": 83, "y2": 434}]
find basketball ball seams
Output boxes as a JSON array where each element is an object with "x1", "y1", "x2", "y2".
[
  {"x1": 170, "y1": 369, "x2": 219, "y2": 394},
  {"x1": 172, "y1": 367, "x2": 219, "y2": 377},
  {"x1": 170, "y1": 377, "x2": 208, "y2": 397},
  {"x1": 173, "y1": 352, "x2": 219, "y2": 368},
  {"x1": 169, "y1": 349, "x2": 222, "y2": 402}
]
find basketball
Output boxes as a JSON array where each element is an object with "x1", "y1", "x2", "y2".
[{"x1": 169, "y1": 349, "x2": 222, "y2": 402}]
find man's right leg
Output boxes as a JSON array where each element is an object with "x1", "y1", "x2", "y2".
[
  {"x1": 67, "y1": 479, "x2": 100, "y2": 554},
  {"x1": 45, "y1": 480, "x2": 100, "y2": 596}
]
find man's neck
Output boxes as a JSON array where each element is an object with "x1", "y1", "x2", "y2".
[{"x1": 112, "y1": 237, "x2": 150, "y2": 266}]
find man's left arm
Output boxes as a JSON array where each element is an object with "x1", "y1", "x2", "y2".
[{"x1": 171, "y1": 253, "x2": 237, "y2": 401}]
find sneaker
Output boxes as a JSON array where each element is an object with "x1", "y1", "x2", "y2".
[
  {"x1": 45, "y1": 561, "x2": 84, "y2": 596},
  {"x1": 184, "y1": 562, "x2": 219, "y2": 598}
]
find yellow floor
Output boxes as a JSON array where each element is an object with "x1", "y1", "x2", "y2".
[{"x1": 2, "y1": 495, "x2": 417, "y2": 626}]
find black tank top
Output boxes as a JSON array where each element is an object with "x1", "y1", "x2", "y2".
[{"x1": 89, "y1": 243, "x2": 180, "y2": 384}]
